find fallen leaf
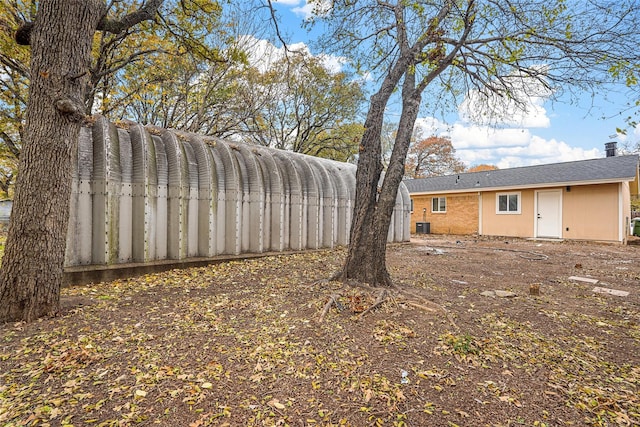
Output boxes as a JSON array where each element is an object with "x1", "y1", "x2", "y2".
[
  {"x1": 268, "y1": 398, "x2": 286, "y2": 410},
  {"x1": 363, "y1": 389, "x2": 373, "y2": 403}
]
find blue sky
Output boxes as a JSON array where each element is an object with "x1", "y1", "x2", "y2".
[{"x1": 266, "y1": 0, "x2": 638, "y2": 169}]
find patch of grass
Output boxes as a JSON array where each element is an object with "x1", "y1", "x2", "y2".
[{"x1": 438, "y1": 332, "x2": 481, "y2": 356}]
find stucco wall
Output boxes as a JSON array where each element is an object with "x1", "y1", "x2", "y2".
[
  {"x1": 410, "y1": 192, "x2": 479, "y2": 235},
  {"x1": 408, "y1": 177, "x2": 633, "y2": 242},
  {"x1": 481, "y1": 190, "x2": 536, "y2": 238},
  {"x1": 562, "y1": 183, "x2": 621, "y2": 241},
  {"x1": 479, "y1": 184, "x2": 624, "y2": 242}
]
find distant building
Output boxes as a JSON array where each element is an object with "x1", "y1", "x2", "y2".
[
  {"x1": 405, "y1": 155, "x2": 639, "y2": 243},
  {"x1": 0, "y1": 199, "x2": 12, "y2": 224}
]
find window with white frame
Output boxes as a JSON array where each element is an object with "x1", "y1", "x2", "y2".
[
  {"x1": 496, "y1": 192, "x2": 520, "y2": 214},
  {"x1": 410, "y1": 198, "x2": 414, "y2": 213},
  {"x1": 431, "y1": 197, "x2": 446, "y2": 213}
]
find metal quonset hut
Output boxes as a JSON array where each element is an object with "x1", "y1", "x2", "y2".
[{"x1": 64, "y1": 116, "x2": 411, "y2": 268}]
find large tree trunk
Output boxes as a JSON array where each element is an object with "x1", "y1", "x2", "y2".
[
  {"x1": 0, "y1": 1, "x2": 103, "y2": 323},
  {"x1": 338, "y1": 89, "x2": 390, "y2": 285},
  {"x1": 338, "y1": 70, "x2": 421, "y2": 287}
]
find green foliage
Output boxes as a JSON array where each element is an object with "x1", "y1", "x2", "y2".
[
  {"x1": 0, "y1": 0, "x2": 31, "y2": 193},
  {"x1": 238, "y1": 52, "x2": 365, "y2": 161},
  {"x1": 105, "y1": 41, "x2": 248, "y2": 135},
  {"x1": 0, "y1": 0, "x2": 364, "y2": 182},
  {"x1": 89, "y1": 0, "x2": 237, "y2": 120},
  {"x1": 610, "y1": 62, "x2": 640, "y2": 135},
  {"x1": 313, "y1": 123, "x2": 365, "y2": 163},
  {"x1": 0, "y1": 0, "x2": 246, "y2": 194},
  {"x1": 439, "y1": 333, "x2": 481, "y2": 356}
]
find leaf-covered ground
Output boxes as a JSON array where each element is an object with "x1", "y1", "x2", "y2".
[{"x1": 1, "y1": 236, "x2": 639, "y2": 427}]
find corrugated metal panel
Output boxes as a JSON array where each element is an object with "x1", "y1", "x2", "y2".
[
  {"x1": 117, "y1": 128, "x2": 133, "y2": 263},
  {"x1": 235, "y1": 145, "x2": 264, "y2": 253},
  {"x1": 64, "y1": 116, "x2": 410, "y2": 268},
  {"x1": 212, "y1": 142, "x2": 241, "y2": 255},
  {"x1": 185, "y1": 134, "x2": 217, "y2": 257},
  {"x1": 272, "y1": 151, "x2": 303, "y2": 250},
  {"x1": 65, "y1": 126, "x2": 93, "y2": 266},
  {"x1": 129, "y1": 123, "x2": 157, "y2": 262},
  {"x1": 253, "y1": 147, "x2": 285, "y2": 252},
  {"x1": 152, "y1": 134, "x2": 168, "y2": 260}
]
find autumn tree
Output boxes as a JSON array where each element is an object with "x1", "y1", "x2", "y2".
[
  {"x1": 0, "y1": 0, "x2": 32, "y2": 193},
  {"x1": 87, "y1": 0, "x2": 230, "y2": 115},
  {"x1": 405, "y1": 135, "x2": 465, "y2": 178},
  {"x1": 0, "y1": 0, "x2": 233, "y2": 195},
  {"x1": 107, "y1": 39, "x2": 250, "y2": 135},
  {"x1": 311, "y1": 123, "x2": 365, "y2": 163},
  {"x1": 0, "y1": 0, "x2": 165, "y2": 323},
  {"x1": 467, "y1": 164, "x2": 498, "y2": 173},
  {"x1": 609, "y1": 52, "x2": 640, "y2": 137},
  {"x1": 97, "y1": 1, "x2": 252, "y2": 136},
  {"x1": 238, "y1": 51, "x2": 365, "y2": 161},
  {"x1": 113, "y1": 28, "x2": 366, "y2": 159},
  {"x1": 302, "y1": 0, "x2": 640, "y2": 286}
]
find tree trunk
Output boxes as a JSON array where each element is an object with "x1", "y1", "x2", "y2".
[
  {"x1": 338, "y1": 87, "x2": 385, "y2": 284},
  {"x1": 338, "y1": 70, "x2": 421, "y2": 287},
  {"x1": 337, "y1": 72, "x2": 401, "y2": 286},
  {"x1": 0, "y1": 1, "x2": 103, "y2": 323}
]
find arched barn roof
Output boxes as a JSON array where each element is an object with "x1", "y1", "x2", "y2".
[{"x1": 65, "y1": 116, "x2": 410, "y2": 268}]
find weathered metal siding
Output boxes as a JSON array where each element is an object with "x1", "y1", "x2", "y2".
[{"x1": 65, "y1": 117, "x2": 411, "y2": 267}]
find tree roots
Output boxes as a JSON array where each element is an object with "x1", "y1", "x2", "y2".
[
  {"x1": 316, "y1": 282, "x2": 458, "y2": 330},
  {"x1": 319, "y1": 293, "x2": 341, "y2": 323}
]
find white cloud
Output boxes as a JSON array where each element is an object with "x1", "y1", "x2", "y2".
[
  {"x1": 291, "y1": 1, "x2": 332, "y2": 19},
  {"x1": 460, "y1": 95, "x2": 551, "y2": 128},
  {"x1": 238, "y1": 35, "x2": 346, "y2": 74},
  {"x1": 612, "y1": 124, "x2": 640, "y2": 153},
  {"x1": 414, "y1": 116, "x2": 601, "y2": 169},
  {"x1": 291, "y1": 3, "x2": 314, "y2": 18},
  {"x1": 414, "y1": 117, "x2": 449, "y2": 135},
  {"x1": 238, "y1": 35, "x2": 308, "y2": 73},
  {"x1": 449, "y1": 125, "x2": 531, "y2": 149},
  {"x1": 411, "y1": 68, "x2": 604, "y2": 169},
  {"x1": 238, "y1": 36, "x2": 281, "y2": 73},
  {"x1": 317, "y1": 53, "x2": 348, "y2": 74}
]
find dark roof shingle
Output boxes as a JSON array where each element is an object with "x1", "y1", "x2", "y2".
[{"x1": 404, "y1": 155, "x2": 639, "y2": 194}]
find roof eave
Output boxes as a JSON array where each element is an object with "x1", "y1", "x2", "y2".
[{"x1": 407, "y1": 176, "x2": 636, "y2": 196}]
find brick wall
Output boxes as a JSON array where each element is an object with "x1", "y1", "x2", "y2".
[{"x1": 410, "y1": 192, "x2": 479, "y2": 235}]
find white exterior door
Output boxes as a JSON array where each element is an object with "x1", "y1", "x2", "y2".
[{"x1": 536, "y1": 190, "x2": 562, "y2": 238}]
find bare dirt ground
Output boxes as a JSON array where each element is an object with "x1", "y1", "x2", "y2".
[{"x1": 1, "y1": 235, "x2": 639, "y2": 427}]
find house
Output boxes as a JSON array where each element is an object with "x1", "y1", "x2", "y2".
[{"x1": 404, "y1": 154, "x2": 640, "y2": 243}]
